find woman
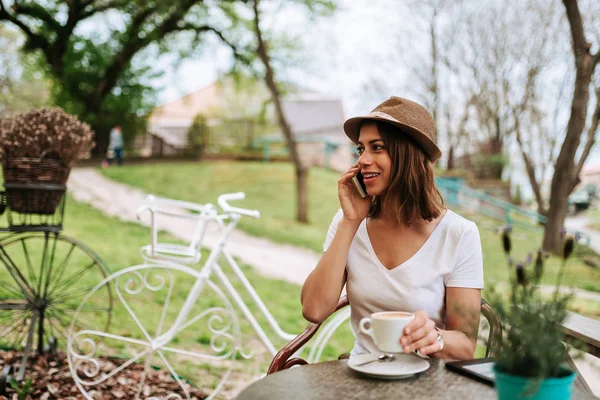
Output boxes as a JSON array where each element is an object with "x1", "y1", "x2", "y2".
[{"x1": 301, "y1": 97, "x2": 483, "y2": 360}]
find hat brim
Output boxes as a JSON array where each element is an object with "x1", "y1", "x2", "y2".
[{"x1": 343, "y1": 115, "x2": 442, "y2": 162}]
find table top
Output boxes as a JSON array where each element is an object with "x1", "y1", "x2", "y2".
[{"x1": 235, "y1": 359, "x2": 596, "y2": 400}]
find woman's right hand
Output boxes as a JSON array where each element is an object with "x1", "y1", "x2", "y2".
[{"x1": 338, "y1": 164, "x2": 371, "y2": 223}]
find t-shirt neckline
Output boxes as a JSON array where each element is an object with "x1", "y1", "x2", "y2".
[{"x1": 362, "y1": 209, "x2": 451, "y2": 272}]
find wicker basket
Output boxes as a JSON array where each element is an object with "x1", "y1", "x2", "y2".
[{"x1": 3, "y1": 153, "x2": 71, "y2": 215}]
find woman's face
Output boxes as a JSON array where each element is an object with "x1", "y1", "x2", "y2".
[{"x1": 357, "y1": 122, "x2": 392, "y2": 196}]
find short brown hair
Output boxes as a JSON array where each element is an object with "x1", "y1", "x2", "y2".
[{"x1": 367, "y1": 121, "x2": 444, "y2": 225}]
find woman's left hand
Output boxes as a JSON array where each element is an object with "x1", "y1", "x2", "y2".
[{"x1": 400, "y1": 310, "x2": 441, "y2": 355}]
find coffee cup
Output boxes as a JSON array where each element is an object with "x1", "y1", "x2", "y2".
[{"x1": 359, "y1": 311, "x2": 415, "y2": 353}]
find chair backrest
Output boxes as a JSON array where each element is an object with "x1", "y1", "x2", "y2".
[
  {"x1": 267, "y1": 297, "x2": 501, "y2": 375},
  {"x1": 480, "y1": 298, "x2": 502, "y2": 358}
]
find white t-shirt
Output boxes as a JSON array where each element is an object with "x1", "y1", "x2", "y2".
[{"x1": 322, "y1": 209, "x2": 484, "y2": 355}]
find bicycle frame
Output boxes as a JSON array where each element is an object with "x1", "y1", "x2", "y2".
[
  {"x1": 69, "y1": 192, "x2": 352, "y2": 400},
  {"x1": 139, "y1": 196, "x2": 296, "y2": 356}
]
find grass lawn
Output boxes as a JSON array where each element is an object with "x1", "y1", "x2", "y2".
[{"x1": 103, "y1": 161, "x2": 600, "y2": 293}]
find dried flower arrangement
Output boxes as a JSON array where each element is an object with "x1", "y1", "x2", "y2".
[
  {"x1": 0, "y1": 107, "x2": 95, "y2": 215},
  {"x1": 0, "y1": 107, "x2": 95, "y2": 168}
]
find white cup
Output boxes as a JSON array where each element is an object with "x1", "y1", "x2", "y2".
[{"x1": 359, "y1": 311, "x2": 415, "y2": 353}]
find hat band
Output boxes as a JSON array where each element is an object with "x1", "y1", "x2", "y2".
[{"x1": 368, "y1": 111, "x2": 399, "y2": 122}]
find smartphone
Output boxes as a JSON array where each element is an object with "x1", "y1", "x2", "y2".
[{"x1": 351, "y1": 172, "x2": 367, "y2": 199}]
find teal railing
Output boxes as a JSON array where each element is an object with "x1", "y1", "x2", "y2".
[
  {"x1": 254, "y1": 136, "x2": 342, "y2": 169},
  {"x1": 436, "y1": 177, "x2": 590, "y2": 246}
]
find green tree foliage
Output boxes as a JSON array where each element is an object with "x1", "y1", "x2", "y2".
[
  {"x1": 0, "y1": 0, "x2": 248, "y2": 153},
  {"x1": 187, "y1": 113, "x2": 208, "y2": 156},
  {"x1": 48, "y1": 36, "x2": 159, "y2": 150}
]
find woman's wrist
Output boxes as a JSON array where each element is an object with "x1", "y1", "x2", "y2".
[
  {"x1": 427, "y1": 329, "x2": 475, "y2": 360},
  {"x1": 339, "y1": 217, "x2": 362, "y2": 232}
]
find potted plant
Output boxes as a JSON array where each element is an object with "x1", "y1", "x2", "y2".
[
  {"x1": 0, "y1": 107, "x2": 95, "y2": 214},
  {"x1": 489, "y1": 227, "x2": 578, "y2": 399}
]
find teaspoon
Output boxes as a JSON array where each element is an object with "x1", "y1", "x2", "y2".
[{"x1": 354, "y1": 353, "x2": 395, "y2": 366}]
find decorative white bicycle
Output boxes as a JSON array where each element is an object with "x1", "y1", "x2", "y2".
[{"x1": 67, "y1": 192, "x2": 350, "y2": 400}]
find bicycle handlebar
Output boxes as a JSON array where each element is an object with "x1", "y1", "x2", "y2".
[{"x1": 218, "y1": 192, "x2": 260, "y2": 219}]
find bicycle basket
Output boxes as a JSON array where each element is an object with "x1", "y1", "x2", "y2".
[{"x1": 2, "y1": 151, "x2": 70, "y2": 215}]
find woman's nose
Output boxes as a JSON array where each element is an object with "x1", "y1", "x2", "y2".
[{"x1": 358, "y1": 152, "x2": 373, "y2": 166}]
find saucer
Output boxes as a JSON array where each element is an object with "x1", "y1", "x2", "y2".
[{"x1": 347, "y1": 353, "x2": 430, "y2": 380}]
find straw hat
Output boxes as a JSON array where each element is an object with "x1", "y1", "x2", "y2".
[{"x1": 343, "y1": 96, "x2": 442, "y2": 162}]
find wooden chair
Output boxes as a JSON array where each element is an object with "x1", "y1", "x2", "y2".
[{"x1": 267, "y1": 297, "x2": 502, "y2": 375}]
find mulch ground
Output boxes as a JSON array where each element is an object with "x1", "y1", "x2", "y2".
[{"x1": 0, "y1": 350, "x2": 207, "y2": 400}]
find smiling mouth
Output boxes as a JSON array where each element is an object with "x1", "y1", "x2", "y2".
[{"x1": 362, "y1": 172, "x2": 380, "y2": 184}]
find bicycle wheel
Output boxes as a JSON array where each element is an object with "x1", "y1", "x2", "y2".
[
  {"x1": 68, "y1": 263, "x2": 242, "y2": 400},
  {"x1": 0, "y1": 232, "x2": 113, "y2": 353}
]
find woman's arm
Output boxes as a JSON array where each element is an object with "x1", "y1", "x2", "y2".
[
  {"x1": 301, "y1": 164, "x2": 371, "y2": 324},
  {"x1": 400, "y1": 288, "x2": 481, "y2": 359},
  {"x1": 403, "y1": 223, "x2": 484, "y2": 359},
  {"x1": 300, "y1": 219, "x2": 358, "y2": 323}
]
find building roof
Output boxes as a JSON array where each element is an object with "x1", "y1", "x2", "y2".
[
  {"x1": 149, "y1": 82, "x2": 219, "y2": 124},
  {"x1": 281, "y1": 98, "x2": 345, "y2": 136}
]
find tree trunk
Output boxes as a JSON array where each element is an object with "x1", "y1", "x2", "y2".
[
  {"x1": 514, "y1": 118, "x2": 546, "y2": 215},
  {"x1": 87, "y1": 107, "x2": 111, "y2": 156},
  {"x1": 542, "y1": 0, "x2": 600, "y2": 252},
  {"x1": 543, "y1": 183, "x2": 570, "y2": 253},
  {"x1": 446, "y1": 145, "x2": 454, "y2": 170},
  {"x1": 252, "y1": 0, "x2": 308, "y2": 223},
  {"x1": 296, "y1": 167, "x2": 309, "y2": 222}
]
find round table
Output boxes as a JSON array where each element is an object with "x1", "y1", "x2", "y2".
[{"x1": 234, "y1": 359, "x2": 596, "y2": 400}]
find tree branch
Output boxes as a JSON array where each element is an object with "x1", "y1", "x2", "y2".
[
  {"x1": 89, "y1": 0, "x2": 201, "y2": 109},
  {"x1": 80, "y1": 1, "x2": 126, "y2": 20},
  {"x1": 562, "y1": 0, "x2": 588, "y2": 54},
  {"x1": 0, "y1": 1, "x2": 52, "y2": 59},
  {"x1": 513, "y1": 108, "x2": 546, "y2": 214},
  {"x1": 12, "y1": 3, "x2": 62, "y2": 32},
  {"x1": 50, "y1": 1, "x2": 88, "y2": 78},
  {"x1": 574, "y1": 87, "x2": 600, "y2": 187},
  {"x1": 177, "y1": 23, "x2": 253, "y2": 66},
  {"x1": 1, "y1": 1, "x2": 79, "y2": 79}
]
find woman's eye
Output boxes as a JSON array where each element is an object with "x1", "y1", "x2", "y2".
[
  {"x1": 373, "y1": 145, "x2": 384, "y2": 151},
  {"x1": 356, "y1": 147, "x2": 364, "y2": 155}
]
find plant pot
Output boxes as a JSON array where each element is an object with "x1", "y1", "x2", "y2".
[
  {"x1": 493, "y1": 365, "x2": 575, "y2": 400},
  {"x1": 2, "y1": 155, "x2": 70, "y2": 215}
]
